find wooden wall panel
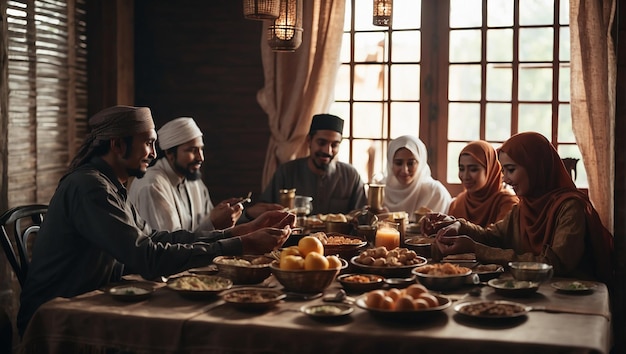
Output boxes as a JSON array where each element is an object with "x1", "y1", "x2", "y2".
[{"x1": 134, "y1": 0, "x2": 270, "y2": 203}]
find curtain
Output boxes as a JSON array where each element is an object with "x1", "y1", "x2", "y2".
[
  {"x1": 257, "y1": 0, "x2": 346, "y2": 188},
  {"x1": 570, "y1": 0, "x2": 616, "y2": 233}
]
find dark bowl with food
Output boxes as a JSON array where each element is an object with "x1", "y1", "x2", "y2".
[
  {"x1": 221, "y1": 288, "x2": 286, "y2": 311},
  {"x1": 412, "y1": 263, "x2": 474, "y2": 291},
  {"x1": 337, "y1": 273, "x2": 385, "y2": 293},
  {"x1": 473, "y1": 264, "x2": 505, "y2": 282},
  {"x1": 213, "y1": 255, "x2": 274, "y2": 285}
]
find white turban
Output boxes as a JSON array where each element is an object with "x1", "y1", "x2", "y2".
[{"x1": 157, "y1": 117, "x2": 203, "y2": 150}]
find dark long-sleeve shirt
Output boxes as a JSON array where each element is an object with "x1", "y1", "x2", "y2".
[{"x1": 18, "y1": 157, "x2": 241, "y2": 334}]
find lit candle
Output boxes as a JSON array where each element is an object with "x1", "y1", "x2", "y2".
[{"x1": 375, "y1": 226, "x2": 400, "y2": 250}]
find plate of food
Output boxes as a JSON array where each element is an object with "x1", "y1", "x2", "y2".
[
  {"x1": 300, "y1": 304, "x2": 354, "y2": 320},
  {"x1": 350, "y1": 247, "x2": 427, "y2": 277},
  {"x1": 551, "y1": 280, "x2": 598, "y2": 293},
  {"x1": 454, "y1": 300, "x2": 531, "y2": 319},
  {"x1": 221, "y1": 288, "x2": 286, "y2": 311},
  {"x1": 108, "y1": 282, "x2": 155, "y2": 302},
  {"x1": 487, "y1": 278, "x2": 540, "y2": 297},
  {"x1": 167, "y1": 275, "x2": 233, "y2": 300},
  {"x1": 355, "y1": 289, "x2": 451, "y2": 321}
]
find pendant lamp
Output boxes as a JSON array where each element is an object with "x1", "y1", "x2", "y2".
[
  {"x1": 373, "y1": 0, "x2": 393, "y2": 26},
  {"x1": 243, "y1": 0, "x2": 280, "y2": 20},
  {"x1": 267, "y1": 0, "x2": 303, "y2": 52}
]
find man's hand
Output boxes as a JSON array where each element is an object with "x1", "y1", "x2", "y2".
[
  {"x1": 240, "y1": 227, "x2": 291, "y2": 254},
  {"x1": 231, "y1": 210, "x2": 295, "y2": 236},
  {"x1": 210, "y1": 198, "x2": 244, "y2": 230}
]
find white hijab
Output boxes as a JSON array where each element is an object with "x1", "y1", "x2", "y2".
[{"x1": 383, "y1": 135, "x2": 451, "y2": 213}]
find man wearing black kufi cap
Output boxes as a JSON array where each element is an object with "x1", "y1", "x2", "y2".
[
  {"x1": 18, "y1": 106, "x2": 296, "y2": 336},
  {"x1": 259, "y1": 114, "x2": 367, "y2": 215}
]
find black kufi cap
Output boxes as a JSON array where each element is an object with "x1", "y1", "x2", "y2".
[{"x1": 310, "y1": 114, "x2": 344, "y2": 134}]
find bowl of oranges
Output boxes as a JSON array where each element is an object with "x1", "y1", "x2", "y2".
[{"x1": 270, "y1": 236, "x2": 344, "y2": 293}]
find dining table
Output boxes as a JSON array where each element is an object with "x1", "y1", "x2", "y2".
[{"x1": 18, "y1": 263, "x2": 613, "y2": 354}]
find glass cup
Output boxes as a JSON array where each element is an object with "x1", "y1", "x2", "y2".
[
  {"x1": 375, "y1": 221, "x2": 400, "y2": 250},
  {"x1": 279, "y1": 188, "x2": 296, "y2": 209},
  {"x1": 294, "y1": 195, "x2": 313, "y2": 227}
]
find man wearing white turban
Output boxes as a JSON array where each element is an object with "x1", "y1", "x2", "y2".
[
  {"x1": 129, "y1": 117, "x2": 244, "y2": 231},
  {"x1": 18, "y1": 106, "x2": 295, "y2": 336}
]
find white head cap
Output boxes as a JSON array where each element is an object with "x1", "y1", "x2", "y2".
[{"x1": 157, "y1": 117, "x2": 203, "y2": 150}]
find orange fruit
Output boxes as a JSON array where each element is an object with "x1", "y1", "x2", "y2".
[
  {"x1": 365, "y1": 290, "x2": 386, "y2": 308},
  {"x1": 326, "y1": 255, "x2": 342, "y2": 269},
  {"x1": 419, "y1": 293, "x2": 439, "y2": 308},
  {"x1": 386, "y1": 288, "x2": 404, "y2": 302},
  {"x1": 304, "y1": 252, "x2": 330, "y2": 270},
  {"x1": 280, "y1": 255, "x2": 305, "y2": 270},
  {"x1": 298, "y1": 236, "x2": 324, "y2": 257},
  {"x1": 380, "y1": 296, "x2": 395, "y2": 310},
  {"x1": 405, "y1": 284, "x2": 428, "y2": 298},
  {"x1": 395, "y1": 295, "x2": 416, "y2": 311},
  {"x1": 280, "y1": 246, "x2": 301, "y2": 261},
  {"x1": 413, "y1": 298, "x2": 430, "y2": 309}
]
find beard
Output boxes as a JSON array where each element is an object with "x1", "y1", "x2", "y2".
[
  {"x1": 128, "y1": 168, "x2": 146, "y2": 179},
  {"x1": 311, "y1": 152, "x2": 335, "y2": 171},
  {"x1": 174, "y1": 160, "x2": 202, "y2": 181}
]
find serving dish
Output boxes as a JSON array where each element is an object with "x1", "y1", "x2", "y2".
[
  {"x1": 454, "y1": 300, "x2": 531, "y2": 319},
  {"x1": 321, "y1": 233, "x2": 368, "y2": 258},
  {"x1": 213, "y1": 255, "x2": 273, "y2": 285},
  {"x1": 337, "y1": 273, "x2": 385, "y2": 293},
  {"x1": 412, "y1": 263, "x2": 474, "y2": 291},
  {"x1": 473, "y1": 264, "x2": 505, "y2": 282},
  {"x1": 508, "y1": 262, "x2": 553, "y2": 283},
  {"x1": 300, "y1": 304, "x2": 354, "y2": 319},
  {"x1": 350, "y1": 255, "x2": 427, "y2": 278},
  {"x1": 488, "y1": 278, "x2": 540, "y2": 297},
  {"x1": 108, "y1": 283, "x2": 155, "y2": 302},
  {"x1": 270, "y1": 261, "x2": 340, "y2": 293},
  {"x1": 355, "y1": 295, "x2": 451, "y2": 321},
  {"x1": 167, "y1": 275, "x2": 233, "y2": 300},
  {"x1": 221, "y1": 288, "x2": 286, "y2": 311},
  {"x1": 551, "y1": 280, "x2": 598, "y2": 293}
]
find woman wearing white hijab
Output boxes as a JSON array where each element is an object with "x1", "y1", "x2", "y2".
[{"x1": 383, "y1": 135, "x2": 452, "y2": 214}]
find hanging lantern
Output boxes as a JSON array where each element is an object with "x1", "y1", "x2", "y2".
[
  {"x1": 373, "y1": 0, "x2": 393, "y2": 27},
  {"x1": 243, "y1": 0, "x2": 280, "y2": 20},
  {"x1": 267, "y1": 0, "x2": 303, "y2": 52}
]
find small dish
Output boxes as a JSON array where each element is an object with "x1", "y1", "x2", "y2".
[
  {"x1": 350, "y1": 255, "x2": 428, "y2": 278},
  {"x1": 488, "y1": 278, "x2": 540, "y2": 298},
  {"x1": 221, "y1": 288, "x2": 286, "y2": 311},
  {"x1": 108, "y1": 283, "x2": 154, "y2": 302},
  {"x1": 551, "y1": 280, "x2": 598, "y2": 293},
  {"x1": 167, "y1": 275, "x2": 233, "y2": 300},
  {"x1": 454, "y1": 300, "x2": 531, "y2": 319},
  {"x1": 473, "y1": 264, "x2": 505, "y2": 282},
  {"x1": 300, "y1": 304, "x2": 354, "y2": 319},
  {"x1": 337, "y1": 273, "x2": 385, "y2": 293},
  {"x1": 383, "y1": 276, "x2": 416, "y2": 289}
]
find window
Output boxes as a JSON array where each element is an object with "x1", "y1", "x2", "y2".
[
  {"x1": 2, "y1": 0, "x2": 88, "y2": 206},
  {"x1": 330, "y1": 0, "x2": 582, "y2": 197}
]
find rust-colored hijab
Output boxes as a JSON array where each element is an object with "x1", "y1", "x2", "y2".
[
  {"x1": 499, "y1": 132, "x2": 614, "y2": 282},
  {"x1": 449, "y1": 140, "x2": 518, "y2": 226}
]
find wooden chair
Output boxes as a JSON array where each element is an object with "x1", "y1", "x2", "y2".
[{"x1": 0, "y1": 204, "x2": 47, "y2": 288}]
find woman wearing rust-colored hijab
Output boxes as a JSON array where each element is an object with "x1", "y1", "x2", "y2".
[
  {"x1": 448, "y1": 141, "x2": 518, "y2": 226},
  {"x1": 428, "y1": 132, "x2": 614, "y2": 283}
]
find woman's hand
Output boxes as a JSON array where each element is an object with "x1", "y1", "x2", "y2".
[
  {"x1": 420, "y1": 212, "x2": 457, "y2": 235},
  {"x1": 434, "y1": 235, "x2": 475, "y2": 257}
]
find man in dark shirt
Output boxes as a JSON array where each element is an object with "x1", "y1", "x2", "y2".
[
  {"x1": 17, "y1": 105, "x2": 294, "y2": 335},
  {"x1": 260, "y1": 114, "x2": 367, "y2": 215}
]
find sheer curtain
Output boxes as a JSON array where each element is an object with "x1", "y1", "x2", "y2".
[
  {"x1": 257, "y1": 0, "x2": 346, "y2": 188},
  {"x1": 570, "y1": 0, "x2": 616, "y2": 232}
]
